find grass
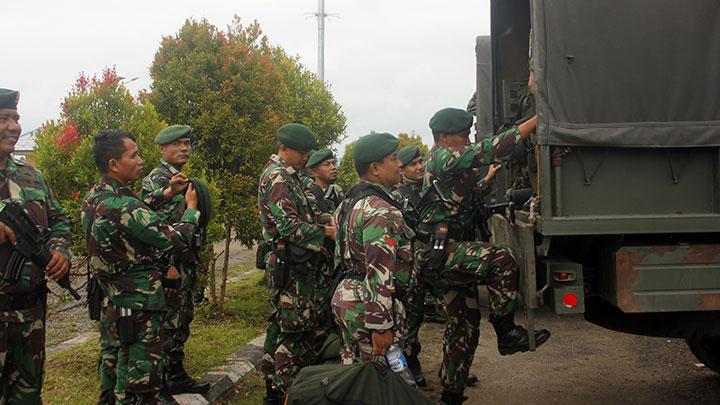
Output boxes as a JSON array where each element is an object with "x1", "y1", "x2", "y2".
[{"x1": 42, "y1": 270, "x2": 269, "y2": 404}]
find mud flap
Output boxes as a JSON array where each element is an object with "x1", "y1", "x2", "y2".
[{"x1": 489, "y1": 214, "x2": 539, "y2": 350}]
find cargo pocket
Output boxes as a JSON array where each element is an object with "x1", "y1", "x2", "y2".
[{"x1": 277, "y1": 280, "x2": 315, "y2": 333}]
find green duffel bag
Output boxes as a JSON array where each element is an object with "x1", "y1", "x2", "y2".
[
  {"x1": 286, "y1": 362, "x2": 434, "y2": 405},
  {"x1": 314, "y1": 333, "x2": 341, "y2": 365}
]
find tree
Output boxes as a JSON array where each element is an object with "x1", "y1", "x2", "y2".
[
  {"x1": 150, "y1": 17, "x2": 346, "y2": 305},
  {"x1": 335, "y1": 142, "x2": 358, "y2": 191},
  {"x1": 34, "y1": 67, "x2": 165, "y2": 255},
  {"x1": 397, "y1": 132, "x2": 429, "y2": 155}
]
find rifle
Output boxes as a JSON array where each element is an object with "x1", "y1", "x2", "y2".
[{"x1": 0, "y1": 200, "x2": 81, "y2": 300}]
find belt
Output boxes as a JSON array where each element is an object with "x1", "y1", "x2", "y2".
[{"x1": 344, "y1": 272, "x2": 365, "y2": 282}]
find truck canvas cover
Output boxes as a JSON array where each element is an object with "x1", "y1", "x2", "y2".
[{"x1": 531, "y1": 0, "x2": 720, "y2": 147}]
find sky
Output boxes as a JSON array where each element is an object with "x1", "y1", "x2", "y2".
[{"x1": 2, "y1": 0, "x2": 491, "y2": 150}]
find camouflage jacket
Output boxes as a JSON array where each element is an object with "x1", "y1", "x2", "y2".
[
  {"x1": 334, "y1": 181, "x2": 417, "y2": 331},
  {"x1": 258, "y1": 155, "x2": 324, "y2": 254},
  {"x1": 81, "y1": 177, "x2": 199, "y2": 311},
  {"x1": 420, "y1": 127, "x2": 524, "y2": 236},
  {"x1": 140, "y1": 159, "x2": 186, "y2": 223},
  {"x1": 0, "y1": 157, "x2": 71, "y2": 322},
  {"x1": 304, "y1": 179, "x2": 344, "y2": 226},
  {"x1": 396, "y1": 178, "x2": 422, "y2": 209}
]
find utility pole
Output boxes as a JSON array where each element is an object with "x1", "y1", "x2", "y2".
[{"x1": 315, "y1": 0, "x2": 326, "y2": 82}]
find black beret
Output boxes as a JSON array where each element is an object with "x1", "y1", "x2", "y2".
[
  {"x1": 155, "y1": 125, "x2": 192, "y2": 145},
  {"x1": 0, "y1": 88, "x2": 19, "y2": 110},
  {"x1": 429, "y1": 107, "x2": 474, "y2": 134},
  {"x1": 306, "y1": 148, "x2": 334, "y2": 168},
  {"x1": 353, "y1": 133, "x2": 399, "y2": 164},
  {"x1": 276, "y1": 123, "x2": 317, "y2": 152}
]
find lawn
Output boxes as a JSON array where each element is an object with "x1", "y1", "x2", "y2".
[{"x1": 42, "y1": 270, "x2": 269, "y2": 404}]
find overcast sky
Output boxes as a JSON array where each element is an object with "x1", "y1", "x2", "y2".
[{"x1": 2, "y1": 0, "x2": 491, "y2": 149}]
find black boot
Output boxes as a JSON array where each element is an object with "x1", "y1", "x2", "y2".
[
  {"x1": 166, "y1": 362, "x2": 211, "y2": 395},
  {"x1": 406, "y1": 354, "x2": 427, "y2": 388},
  {"x1": 466, "y1": 373, "x2": 478, "y2": 387},
  {"x1": 159, "y1": 388, "x2": 178, "y2": 405},
  {"x1": 263, "y1": 381, "x2": 283, "y2": 405},
  {"x1": 440, "y1": 389, "x2": 467, "y2": 405},
  {"x1": 490, "y1": 314, "x2": 551, "y2": 356}
]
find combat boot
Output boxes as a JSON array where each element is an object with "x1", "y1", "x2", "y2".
[
  {"x1": 406, "y1": 354, "x2": 427, "y2": 387},
  {"x1": 466, "y1": 373, "x2": 478, "y2": 387},
  {"x1": 166, "y1": 363, "x2": 211, "y2": 394},
  {"x1": 490, "y1": 314, "x2": 551, "y2": 355},
  {"x1": 263, "y1": 381, "x2": 283, "y2": 405},
  {"x1": 440, "y1": 389, "x2": 467, "y2": 405},
  {"x1": 159, "y1": 388, "x2": 178, "y2": 405}
]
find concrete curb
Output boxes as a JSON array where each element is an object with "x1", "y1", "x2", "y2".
[
  {"x1": 46, "y1": 331, "x2": 100, "y2": 355},
  {"x1": 174, "y1": 334, "x2": 266, "y2": 404}
]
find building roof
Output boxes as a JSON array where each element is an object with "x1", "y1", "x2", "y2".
[{"x1": 15, "y1": 128, "x2": 39, "y2": 152}]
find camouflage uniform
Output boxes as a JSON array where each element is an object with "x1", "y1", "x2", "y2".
[
  {"x1": 302, "y1": 174, "x2": 344, "y2": 337},
  {"x1": 257, "y1": 155, "x2": 328, "y2": 392},
  {"x1": 82, "y1": 177, "x2": 199, "y2": 404},
  {"x1": 140, "y1": 159, "x2": 200, "y2": 372},
  {"x1": 331, "y1": 182, "x2": 417, "y2": 364},
  {"x1": 0, "y1": 157, "x2": 71, "y2": 403},
  {"x1": 418, "y1": 127, "x2": 524, "y2": 393}
]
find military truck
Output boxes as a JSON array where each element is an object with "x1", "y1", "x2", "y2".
[{"x1": 476, "y1": 0, "x2": 720, "y2": 372}]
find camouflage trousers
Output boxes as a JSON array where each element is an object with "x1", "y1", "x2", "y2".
[
  {"x1": 0, "y1": 315, "x2": 45, "y2": 404},
  {"x1": 260, "y1": 262, "x2": 330, "y2": 392},
  {"x1": 99, "y1": 302, "x2": 164, "y2": 405},
  {"x1": 162, "y1": 263, "x2": 198, "y2": 368},
  {"x1": 418, "y1": 240, "x2": 519, "y2": 393},
  {"x1": 331, "y1": 279, "x2": 408, "y2": 364},
  {"x1": 402, "y1": 282, "x2": 425, "y2": 359}
]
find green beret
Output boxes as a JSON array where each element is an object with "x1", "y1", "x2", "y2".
[
  {"x1": 276, "y1": 123, "x2": 317, "y2": 152},
  {"x1": 397, "y1": 146, "x2": 421, "y2": 167},
  {"x1": 353, "y1": 132, "x2": 399, "y2": 164},
  {"x1": 0, "y1": 89, "x2": 19, "y2": 110},
  {"x1": 429, "y1": 107, "x2": 474, "y2": 134},
  {"x1": 155, "y1": 125, "x2": 192, "y2": 145},
  {"x1": 306, "y1": 148, "x2": 334, "y2": 168}
]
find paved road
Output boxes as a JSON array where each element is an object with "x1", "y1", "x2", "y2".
[{"x1": 416, "y1": 307, "x2": 720, "y2": 404}]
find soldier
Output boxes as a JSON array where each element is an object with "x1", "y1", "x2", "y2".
[
  {"x1": 0, "y1": 88, "x2": 72, "y2": 403},
  {"x1": 304, "y1": 148, "x2": 344, "y2": 216},
  {"x1": 140, "y1": 125, "x2": 210, "y2": 395},
  {"x1": 396, "y1": 145, "x2": 424, "y2": 208},
  {"x1": 331, "y1": 132, "x2": 416, "y2": 365},
  {"x1": 257, "y1": 124, "x2": 335, "y2": 404},
  {"x1": 82, "y1": 129, "x2": 199, "y2": 404},
  {"x1": 418, "y1": 107, "x2": 550, "y2": 405},
  {"x1": 303, "y1": 148, "x2": 343, "y2": 336}
]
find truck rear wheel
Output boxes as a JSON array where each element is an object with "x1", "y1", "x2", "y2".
[{"x1": 686, "y1": 336, "x2": 720, "y2": 374}]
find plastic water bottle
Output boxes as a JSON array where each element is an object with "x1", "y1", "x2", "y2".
[{"x1": 385, "y1": 344, "x2": 417, "y2": 387}]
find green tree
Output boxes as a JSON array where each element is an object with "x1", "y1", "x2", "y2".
[
  {"x1": 34, "y1": 67, "x2": 165, "y2": 254},
  {"x1": 150, "y1": 17, "x2": 346, "y2": 304},
  {"x1": 336, "y1": 142, "x2": 358, "y2": 191},
  {"x1": 397, "y1": 132, "x2": 429, "y2": 155},
  {"x1": 151, "y1": 17, "x2": 346, "y2": 245}
]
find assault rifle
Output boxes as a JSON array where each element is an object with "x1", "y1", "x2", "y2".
[{"x1": 0, "y1": 200, "x2": 81, "y2": 300}]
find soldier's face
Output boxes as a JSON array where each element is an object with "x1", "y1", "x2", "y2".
[
  {"x1": 373, "y1": 152, "x2": 402, "y2": 188},
  {"x1": 442, "y1": 131, "x2": 472, "y2": 148},
  {"x1": 159, "y1": 138, "x2": 191, "y2": 167},
  {"x1": 402, "y1": 156, "x2": 424, "y2": 181},
  {"x1": 312, "y1": 159, "x2": 337, "y2": 183},
  {"x1": 0, "y1": 108, "x2": 21, "y2": 157},
  {"x1": 109, "y1": 138, "x2": 144, "y2": 183},
  {"x1": 281, "y1": 146, "x2": 311, "y2": 170}
]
